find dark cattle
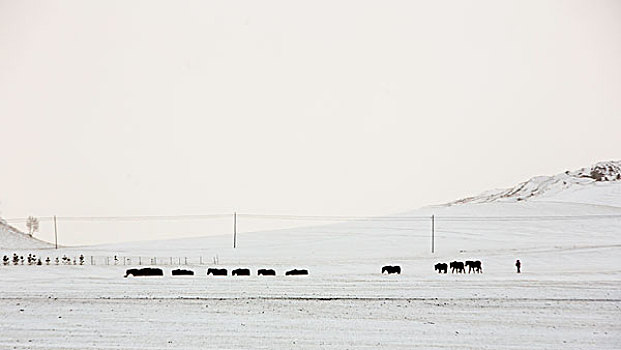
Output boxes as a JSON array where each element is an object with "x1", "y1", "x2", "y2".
[
  {"x1": 434, "y1": 263, "x2": 448, "y2": 274},
  {"x1": 124, "y1": 267, "x2": 163, "y2": 277},
  {"x1": 285, "y1": 269, "x2": 309, "y2": 276},
  {"x1": 207, "y1": 268, "x2": 227, "y2": 276},
  {"x1": 381, "y1": 265, "x2": 401, "y2": 274},
  {"x1": 258, "y1": 268, "x2": 276, "y2": 276},
  {"x1": 475, "y1": 260, "x2": 482, "y2": 273},
  {"x1": 465, "y1": 260, "x2": 482, "y2": 273},
  {"x1": 172, "y1": 269, "x2": 194, "y2": 276},
  {"x1": 450, "y1": 261, "x2": 465, "y2": 274},
  {"x1": 232, "y1": 268, "x2": 251, "y2": 276}
]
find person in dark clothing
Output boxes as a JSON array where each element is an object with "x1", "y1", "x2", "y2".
[{"x1": 515, "y1": 259, "x2": 521, "y2": 273}]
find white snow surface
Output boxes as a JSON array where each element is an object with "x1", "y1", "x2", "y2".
[
  {"x1": 1, "y1": 162, "x2": 620, "y2": 349},
  {"x1": 0, "y1": 219, "x2": 52, "y2": 250},
  {"x1": 449, "y1": 160, "x2": 621, "y2": 206}
]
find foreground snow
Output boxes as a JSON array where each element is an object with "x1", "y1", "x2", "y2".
[
  {"x1": 1, "y1": 296, "x2": 617, "y2": 349},
  {"x1": 0, "y1": 240, "x2": 619, "y2": 349}
]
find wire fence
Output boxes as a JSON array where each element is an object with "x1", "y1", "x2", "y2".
[
  {"x1": 1, "y1": 254, "x2": 219, "y2": 267},
  {"x1": 89, "y1": 255, "x2": 217, "y2": 266},
  {"x1": 6, "y1": 213, "x2": 621, "y2": 224}
]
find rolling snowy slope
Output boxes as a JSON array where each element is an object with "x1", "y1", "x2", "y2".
[
  {"x1": 0, "y1": 219, "x2": 52, "y2": 250},
  {"x1": 70, "y1": 161, "x2": 621, "y2": 269},
  {"x1": 0, "y1": 161, "x2": 619, "y2": 349},
  {"x1": 449, "y1": 160, "x2": 621, "y2": 206}
]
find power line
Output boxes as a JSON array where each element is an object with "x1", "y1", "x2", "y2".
[
  {"x1": 239, "y1": 214, "x2": 430, "y2": 221},
  {"x1": 4, "y1": 213, "x2": 621, "y2": 224},
  {"x1": 5, "y1": 214, "x2": 230, "y2": 223},
  {"x1": 437, "y1": 214, "x2": 621, "y2": 222}
]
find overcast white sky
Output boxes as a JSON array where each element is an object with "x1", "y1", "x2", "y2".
[{"x1": 1, "y1": 1, "x2": 620, "y2": 244}]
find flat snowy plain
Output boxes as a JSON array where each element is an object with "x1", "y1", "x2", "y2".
[{"x1": 1, "y1": 180, "x2": 620, "y2": 349}]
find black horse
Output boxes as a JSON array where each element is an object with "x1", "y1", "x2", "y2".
[
  {"x1": 382, "y1": 265, "x2": 401, "y2": 274},
  {"x1": 232, "y1": 268, "x2": 251, "y2": 276},
  {"x1": 285, "y1": 269, "x2": 308, "y2": 276},
  {"x1": 258, "y1": 268, "x2": 276, "y2": 276},
  {"x1": 465, "y1": 260, "x2": 482, "y2": 273},
  {"x1": 434, "y1": 263, "x2": 448, "y2": 274},
  {"x1": 450, "y1": 261, "x2": 465, "y2": 274},
  {"x1": 207, "y1": 268, "x2": 227, "y2": 276},
  {"x1": 172, "y1": 269, "x2": 194, "y2": 276},
  {"x1": 124, "y1": 267, "x2": 163, "y2": 277}
]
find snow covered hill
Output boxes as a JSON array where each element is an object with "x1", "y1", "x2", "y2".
[
  {"x1": 0, "y1": 219, "x2": 52, "y2": 250},
  {"x1": 448, "y1": 160, "x2": 621, "y2": 207}
]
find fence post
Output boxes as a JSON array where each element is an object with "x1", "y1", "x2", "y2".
[{"x1": 431, "y1": 214, "x2": 435, "y2": 254}]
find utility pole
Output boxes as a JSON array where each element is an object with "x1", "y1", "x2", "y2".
[
  {"x1": 431, "y1": 215, "x2": 435, "y2": 253},
  {"x1": 233, "y1": 212, "x2": 237, "y2": 248},
  {"x1": 53, "y1": 215, "x2": 58, "y2": 249}
]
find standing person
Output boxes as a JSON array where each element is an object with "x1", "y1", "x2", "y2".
[{"x1": 515, "y1": 259, "x2": 521, "y2": 273}]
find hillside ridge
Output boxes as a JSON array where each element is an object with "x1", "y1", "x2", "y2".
[
  {"x1": 448, "y1": 160, "x2": 620, "y2": 206},
  {"x1": 0, "y1": 218, "x2": 54, "y2": 250}
]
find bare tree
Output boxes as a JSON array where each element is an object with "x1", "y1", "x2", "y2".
[{"x1": 26, "y1": 216, "x2": 39, "y2": 236}]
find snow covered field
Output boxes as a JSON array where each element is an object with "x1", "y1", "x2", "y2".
[
  {"x1": 1, "y1": 164, "x2": 620, "y2": 349},
  {"x1": 1, "y1": 296, "x2": 617, "y2": 349},
  {"x1": 0, "y1": 254, "x2": 619, "y2": 349}
]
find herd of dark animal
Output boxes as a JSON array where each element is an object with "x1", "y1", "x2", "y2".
[
  {"x1": 382, "y1": 260, "x2": 482, "y2": 275},
  {"x1": 124, "y1": 267, "x2": 309, "y2": 277},
  {"x1": 126, "y1": 263, "x2": 483, "y2": 277},
  {"x1": 434, "y1": 260, "x2": 482, "y2": 274}
]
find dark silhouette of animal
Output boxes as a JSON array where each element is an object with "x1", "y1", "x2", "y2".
[
  {"x1": 207, "y1": 268, "x2": 227, "y2": 276},
  {"x1": 450, "y1": 261, "x2": 465, "y2": 274},
  {"x1": 124, "y1": 267, "x2": 163, "y2": 277},
  {"x1": 285, "y1": 269, "x2": 309, "y2": 276},
  {"x1": 465, "y1": 260, "x2": 482, "y2": 273},
  {"x1": 381, "y1": 265, "x2": 401, "y2": 274},
  {"x1": 465, "y1": 260, "x2": 473, "y2": 271},
  {"x1": 232, "y1": 268, "x2": 251, "y2": 276},
  {"x1": 434, "y1": 263, "x2": 448, "y2": 274},
  {"x1": 172, "y1": 269, "x2": 194, "y2": 276},
  {"x1": 258, "y1": 268, "x2": 276, "y2": 276}
]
